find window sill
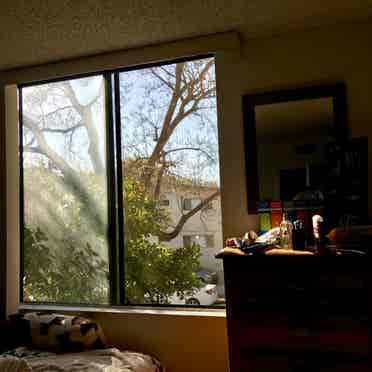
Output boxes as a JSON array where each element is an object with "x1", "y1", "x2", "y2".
[{"x1": 19, "y1": 303, "x2": 226, "y2": 318}]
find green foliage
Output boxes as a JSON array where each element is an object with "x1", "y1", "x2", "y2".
[
  {"x1": 23, "y1": 226, "x2": 55, "y2": 300},
  {"x1": 122, "y1": 178, "x2": 201, "y2": 304},
  {"x1": 23, "y1": 168, "x2": 201, "y2": 305},
  {"x1": 125, "y1": 239, "x2": 201, "y2": 304},
  {"x1": 123, "y1": 178, "x2": 169, "y2": 240},
  {"x1": 24, "y1": 225, "x2": 108, "y2": 304}
]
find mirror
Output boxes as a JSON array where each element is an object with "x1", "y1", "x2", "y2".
[
  {"x1": 256, "y1": 97, "x2": 334, "y2": 202},
  {"x1": 243, "y1": 84, "x2": 368, "y2": 249}
]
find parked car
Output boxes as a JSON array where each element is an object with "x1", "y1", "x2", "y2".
[
  {"x1": 169, "y1": 283, "x2": 218, "y2": 306},
  {"x1": 169, "y1": 269, "x2": 218, "y2": 305},
  {"x1": 196, "y1": 269, "x2": 218, "y2": 285},
  {"x1": 143, "y1": 269, "x2": 219, "y2": 306}
]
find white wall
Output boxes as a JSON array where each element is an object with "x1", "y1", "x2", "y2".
[
  {"x1": 217, "y1": 21, "x2": 372, "y2": 241},
  {"x1": 5, "y1": 85, "x2": 19, "y2": 316}
]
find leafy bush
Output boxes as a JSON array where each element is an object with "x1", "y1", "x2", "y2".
[
  {"x1": 125, "y1": 239, "x2": 201, "y2": 304},
  {"x1": 24, "y1": 225, "x2": 108, "y2": 304},
  {"x1": 23, "y1": 172, "x2": 202, "y2": 304}
]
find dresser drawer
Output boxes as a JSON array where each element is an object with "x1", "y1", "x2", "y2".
[
  {"x1": 228, "y1": 268, "x2": 368, "y2": 294},
  {"x1": 221, "y1": 256, "x2": 372, "y2": 372},
  {"x1": 228, "y1": 269, "x2": 309, "y2": 292},
  {"x1": 241, "y1": 358, "x2": 372, "y2": 372},
  {"x1": 231, "y1": 313, "x2": 370, "y2": 353},
  {"x1": 241, "y1": 348, "x2": 372, "y2": 372},
  {"x1": 230, "y1": 288, "x2": 368, "y2": 320},
  {"x1": 312, "y1": 271, "x2": 368, "y2": 290}
]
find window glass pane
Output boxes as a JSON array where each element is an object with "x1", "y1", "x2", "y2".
[
  {"x1": 159, "y1": 198, "x2": 170, "y2": 207},
  {"x1": 183, "y1": 235, "x2": 192, "y2": 248},
  {"x1": 183, "y1": 198, "x2": 192, "y2": 210},
  {"x1": 120, "y1": 57, "x2": 224, "y2": 306},
  {"x1": 21, "y1": 76, "x2": 110, "y2": 304},
  {"x1": 205, "y1": 235, "x2": 215, "y2": 248}
]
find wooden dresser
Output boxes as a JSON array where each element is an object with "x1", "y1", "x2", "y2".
[{"x1": 218, "y1": 252, "x2": 372, "y2": 372}]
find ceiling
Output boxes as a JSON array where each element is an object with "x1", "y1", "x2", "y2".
[{"x1": 0, "y1": 0, "x2": 372, "y2": 71}]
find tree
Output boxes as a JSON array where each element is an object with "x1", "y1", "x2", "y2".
[
  {"x1": 120, "y1": 59, "x2": 220, "y2": 240},
  {"x1": 23, "y1": 171, "x2": 201, "y2": 304},
  {"x1": 125, "y1": 240, "x2": 201, "y2": 304},
  {"x1": 23, "y1": 225, "x2": 108, "y2": 303},
  {"x1": 123, "y1": 178, "x2": 201, "y2": 304},
  {"x1": 21, "y1": 57, "x2": 219, "y2": 303},
  {"x1": 23, "y1": 58, "x2": 219, "y2": 240}
]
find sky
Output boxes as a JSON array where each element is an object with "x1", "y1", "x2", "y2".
[{"x1": 22, "y1": 57, "x2": 221, "y2": 186}]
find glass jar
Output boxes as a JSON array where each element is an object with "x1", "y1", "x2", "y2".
[{"x1": 279, "y1": 212, "x2": 293, "y2": 250}]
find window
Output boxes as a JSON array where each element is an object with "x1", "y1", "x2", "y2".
[
  {"x1": 20, "y1": 76, "x2": 110, "y2": 304},
  {"x1": 159, "y1": 199, "x2": 170, "y2": 207},
  {"x1": 183, "y1": 198, "x2": 201, "y2": 211},
  {"x1": 183, "y1": 198, "x2": 193, "y2": 211},
  {"x1": 183, "y1": 235, "x2": 192, "y2": 248},
  {"x1": 19, "y1": 55, "x2": 224, "y2": 307},
  {"x1": 183, "y1": 235, "x2": 215, "y2": 249},
  {"x1": 205, "y1": 235, "x2": 215, "y2": 248}
]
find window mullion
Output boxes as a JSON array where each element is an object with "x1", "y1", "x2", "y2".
[
  {"x1": 113, "y1": 72, "x2": 126, "y2": 305},
  {"x1": 104, "y1": 73, "x2": 120, "y2": 305},
  {"x1": 18, "y1": 87, "x2": 25, "y2": 304}
]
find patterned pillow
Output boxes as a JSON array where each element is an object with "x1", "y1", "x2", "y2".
[{"x1": 10, "y1": 313, "x2": 106, "y2": 352}]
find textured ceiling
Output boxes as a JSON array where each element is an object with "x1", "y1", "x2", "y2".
[{"x1": 0, "y1": 0, "x2": 372, "y2": 71}]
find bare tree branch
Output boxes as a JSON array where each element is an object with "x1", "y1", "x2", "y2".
[
  {"x1": 164, "y1": 147, "x2": 214, "y2": 161},
  {"x1": 153, "y1": 156, "x2": 167, "y2": 200},
  {"x1": 158, "y1": 66, "x2": 176, "y2": 80},
  {"x1": 23, "y1": 114, "x2": 105, "y2": 234},
  {"x1": 136, "y1": 60, "x2": 219, "y2": 241},
  {"x1": 23, "y1": 146, "x2": 43, "y2": 154},
  {"x1": 150, "y1": 68, "x2": 174, "y2": 91},
  {"x1": 142, "y1": 63, "x2": 185, "y2": 187},
  {"x1": 43, "y1": 105, "x2": 74, "y2": 119},
  {"x1": 158, "y1": 190, "x2": 220, "y2": 241},
  {"x1": 42, "y1": 123, "x2": 84, "y2": 134},
  {"x1": 62, "y1": 81, "x2": 105, "y2": 175},
  {"x1": 143, "y1": 60, "x2": 216, "y2": 190}
]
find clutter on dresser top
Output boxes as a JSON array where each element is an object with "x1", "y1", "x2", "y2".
[{"x1": 217, "y1": 212, "x2": 367, "y2": 257}]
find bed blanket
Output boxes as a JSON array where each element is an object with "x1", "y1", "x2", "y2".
[
  {"x1": 0, "y1": 355, "x2": 31, "y2": 372},
  {"x1": 0, "y1": 348, "x2": 163, "y2": 372}
]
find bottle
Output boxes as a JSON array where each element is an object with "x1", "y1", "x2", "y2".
[
  {"x1": 280, "y1": 212, "x2": 293, "y2": 250},
  {"x1": 293, "y1": 219, "x2": 306, "y2": 251}
]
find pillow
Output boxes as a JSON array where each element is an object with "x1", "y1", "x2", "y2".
[{"x1": 10, "y1": 313, "x2": 106, "y2": 352}]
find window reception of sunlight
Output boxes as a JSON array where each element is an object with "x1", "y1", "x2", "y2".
[
  {"x1": 20, "y1": 76, "x2": 111, "y2": 304},
  {"x1": 19, "y1": 56, "x2": 225, "y2": 307}
]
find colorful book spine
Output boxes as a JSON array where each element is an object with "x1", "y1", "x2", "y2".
[
  {"x1": 270, "y1": 201, "x2": 282, "y2": 228},
  {"x1": 258, "y1": 201, "x2": 271, "y2": 233}
]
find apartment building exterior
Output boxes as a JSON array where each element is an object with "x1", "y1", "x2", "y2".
[{"x1": 160, "y1": 185, "x2": 224, "y2": 296}]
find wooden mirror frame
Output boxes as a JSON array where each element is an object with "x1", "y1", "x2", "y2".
[{"x1": 242, "y1": 83, "x2": 348, "y2": 214}]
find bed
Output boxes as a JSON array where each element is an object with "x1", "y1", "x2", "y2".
[
  {"x1": 0, "y1": 347, "x2": 163, "y2": 372},
  {"x1": 0, "y1": 313, "x2": 164, "y2": 372}
]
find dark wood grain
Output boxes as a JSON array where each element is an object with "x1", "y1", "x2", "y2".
[
  {"x1": 0, "y1": 87, "x2": 7, "y2": 319},
  {"x1": 219, "y1": 255, "x2": 372, "y2": 372}
]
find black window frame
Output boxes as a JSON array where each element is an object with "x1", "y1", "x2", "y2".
[{"x1": 18, "y1": 53, "x2": 223, "y2": 309}]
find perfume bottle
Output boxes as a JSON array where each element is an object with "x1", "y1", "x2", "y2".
[
  {"x1": 280, "y1": 212, "x2": 293, "y2": 250},
  {"x1": 292, "y1": 219, "x2": 306, "y2": 251}
]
